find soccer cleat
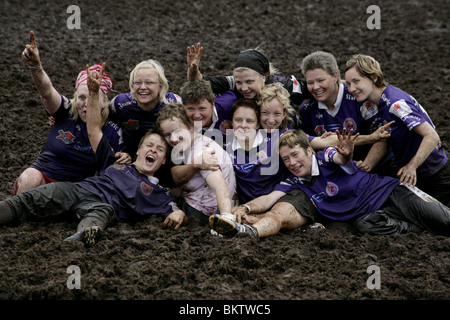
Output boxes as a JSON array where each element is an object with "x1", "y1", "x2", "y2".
[{"x1": 209, "y1": 214, "x2": 258, "y2": 238}]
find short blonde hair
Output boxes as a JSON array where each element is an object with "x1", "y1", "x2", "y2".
[
  {"x1": 129, "y1": 59, "x2": 169, "y2": 104},
  {"x1": 301, "y1": 51, "x2": 341, "y2": 85},
  {"x1": 345, "y1": 54, "x2": 388, "y2": 88},
  {"x1": 256, "y1": 82, "x2": 294, "y2": 129}
]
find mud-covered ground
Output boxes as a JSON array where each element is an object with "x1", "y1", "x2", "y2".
[{"x1": 0, "y1": 0, "x2": 448, "y2": 312}]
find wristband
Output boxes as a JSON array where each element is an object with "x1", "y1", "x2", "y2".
[
  {"x1": 241, "y1": 204, "x2": 251, "y2": 214},
  {"x1": 28, "y1": 64, "x2": 42, "y2": 71}
]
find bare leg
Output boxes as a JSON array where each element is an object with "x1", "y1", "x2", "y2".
[
  {"x1": 14, "y1": 168, "x2": 46, "y2": 195},
  {"x1": 248, "y1": 202, "x2": 308, "y2": 238}
]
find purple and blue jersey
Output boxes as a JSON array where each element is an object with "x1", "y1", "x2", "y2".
[
  {"x1": 109, "y1": 92, "x2": 182, "y2": 156},
  {"x1": 377, "y1": 85, "x2": 447, "y2": 177},
  {"x1": 31, "y1": 95, "x2": 123, "y2": 182},
  {"x1": 276, "y1": 147, "x2": 399, "y2": 221},
  {"x1": 76, "y1": 135, "x2": 179, "y2": 223},
  {"x1": 227, "y1": 129, "x2": 290, "y2": 203}
]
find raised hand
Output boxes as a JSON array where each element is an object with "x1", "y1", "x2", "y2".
[
  {"x1": 86, "y1": 63, "x2": 106, "y2": 94},
  {"x1": 187, "y1": 42, "x2": 203, "y2": 80},
  {"x1": 22, "y1": 31, "x2": 41, "y2": 67},
  {"x1": 335, "y1": 128, "x2": 359, "y2": 161}
]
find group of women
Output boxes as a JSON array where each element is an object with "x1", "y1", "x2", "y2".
[{"x1": 14, "y1": 30, "x2": 450, "y2": 240}]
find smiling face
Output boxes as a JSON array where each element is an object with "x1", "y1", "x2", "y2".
[
  {"x1": 184, "y1": 99, "x2": 215, "y2": 128},
  {"x1": 344, "y1": 66, "x2": 378, "y2": 103},
  {"x1": 135, "y1": 133, "x2": 167, "y2": 176},
  {"x1": 279, "y1": 144, "x2": 313, "y2": 179},
  {"x1": 305, "y1": 68, "x2": 339, "y2": 109},
  {"x1": 260, "y1": 97, "x2": 287, "y2": 132},
  {"x1": 159, "y1": 117, "x2": 193, "y2": 154},
  {"x1": 131, "y1": 68, "x2": 161, "y2": 110},
  {"x1": 233, "y1": 69, "x2": 266, "y2": 99},
  {"x1": 232, "y1": 106, "x2": 259, "y2": 148}
]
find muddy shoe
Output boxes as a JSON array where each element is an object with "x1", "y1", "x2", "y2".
[
  {"x1": 209, "y1": 214, "x2": 258, "y2": 238},
  {"x1": 82, "y1": 226, "x2": 102, "y2": 248},
  {"x1": 64, "y1": 226, "x2": 102, "y2": 248}
]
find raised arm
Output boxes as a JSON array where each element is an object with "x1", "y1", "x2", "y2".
[
  {"x1": 333, "y1": 128, "x2": 359, "y2": 165},
  {"x1": 86, "y1": 63, "x2": 106, "y2": 153},
  {"x1": 22, "y1": 31, "x2": 61, "y2": 115},
  {"x1": 187, "y1": 43, "x2": 203, "y2": 81}
]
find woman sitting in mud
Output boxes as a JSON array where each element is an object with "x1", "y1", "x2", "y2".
[
  {"x1": 344, "y1": 54, "x2": 450, "y2": 205},
  {"x1": 14, "y1": 31, "x2": 124, "y2": 196},
  {"x1": 155, "y1": 103, "x2": 236, "y2": 223}
]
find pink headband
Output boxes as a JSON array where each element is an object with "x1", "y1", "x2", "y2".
[{"x1": 74, "y1": 64, "x2": 113, "y2": 94}]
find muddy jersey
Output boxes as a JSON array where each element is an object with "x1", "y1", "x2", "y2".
[
  {"x1": 227, "y1": 129, "x2": 290, "y2": 203},
  {"x1": 76, "y1": 135, "x2": 179, "y2": 222},
  {"x1": 275, "y1": 147, "x2": 399, "y2": 221},
  {"x1": 109, "y1": 92, "x2": 182, "y2": 156},
  {"x1": 31, "y1": 95, "x2": 123, "y2": 182},
  {"x1": 203, "y1": 74, "x2": 311, "y2": 106},
  {"x1": 377, "y1": 85, "x2": 447, "y2": 177}
]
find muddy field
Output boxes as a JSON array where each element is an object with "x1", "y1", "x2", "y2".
[{"x1": 0, "y1": 0, "x2": 448, "y2": 313}]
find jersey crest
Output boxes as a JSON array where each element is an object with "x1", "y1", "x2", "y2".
[{"x1": 56, "y1": 129, "x2": 76, "y2": 144}]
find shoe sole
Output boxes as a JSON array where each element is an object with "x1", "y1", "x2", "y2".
[
  {"x1": 209, "y1": 215, "x2": 238, "y2": 236},
  {"x1": 83, "y1": 226, "x2": 101, "y2": 248}
]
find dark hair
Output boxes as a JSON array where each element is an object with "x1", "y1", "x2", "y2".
[
  {"x1": 180, "y1": 79, "x2": 215, "y2": 105},
  {"x1": 231, "y1": 98, "x2": 260, "y2": 122}
]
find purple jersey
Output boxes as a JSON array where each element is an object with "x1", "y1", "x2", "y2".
[
  {"x1": 299, "y1": 84, "x2": 365, "y2": 136},
  {"x1": 76, "y1": 135, "x2": 179, "y2": 222},
  {"x1": 227, "y1": 129, "x2": 290, "y2": 203},
  {"x1": 377, "y1": 85, "x2": 447, "y2": 177},
  {"x1": 109, "y1": 92, "x2": 182, "y2": 155},
  {"x1": 31, "y1": 95, "x2": 123, "y2": 182},
  {"x1": 276, "y1": 147, "x2": 399, "y2": 221},
  {"x1": 201, "y1": 91, "x2": 236, "y2": 148}
]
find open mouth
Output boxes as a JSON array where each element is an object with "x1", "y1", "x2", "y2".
[{"x1": 146, "y1": 155, "x2": 155, "y2": 164}]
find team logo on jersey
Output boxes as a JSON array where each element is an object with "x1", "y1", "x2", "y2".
[
  {"x1": 390, "y1": 99, "x2": 412, "y2": 119},
  {"x1": 235, "y1": 163, "x2": 254, "y2": 173},
  {"x1": 360, "y1": 101, "x2": 378, "y2": 120},
  {"x1": 141, "y1": 182, "x2": 153, "y2": 195},
  {"x1": 343, "y1": 118, "x2": 357, "y2": 132},
  {"x1": 220, "y1": 120, "x2": 232, "y2": 134},
  {"x1": 56, "y1": 129, "x2": 76, "y2": 144},
  {"x1": 325, "y1": 182, "x2": 339, "y2": 197},
  {"x1": 124, "y1": 119, "x2": 140, "y2": 130},
  {"x1": 314, "y1": 125, "x2": 326, "y2": 136}
]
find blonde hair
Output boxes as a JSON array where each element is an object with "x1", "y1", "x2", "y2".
[
  {"x1": 345, "y1": 54, "x2": 388, "y2": 88},
  {"x1": 70, "y1": 89, "x2": 110, "y2": 123},
  {"x1": 154, "y1": 103, "x2": 191, "y2": 133},
  {"x1": 129, "y1": 59, "x2": 169, "y2": 104},
  {"x1": 256, "y1": 82, "x2": 294, "y2": 129},
  {"x1": 301, "y1": 51, "x2": 341, "y2": 85}
]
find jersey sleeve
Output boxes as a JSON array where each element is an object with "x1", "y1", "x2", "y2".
[
  {"x1": 202, "y1": 75, "x2": 235, "y2": 95},
  {"x1": 93, "y1": 134, "x2": 119, "y2": 175}
]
